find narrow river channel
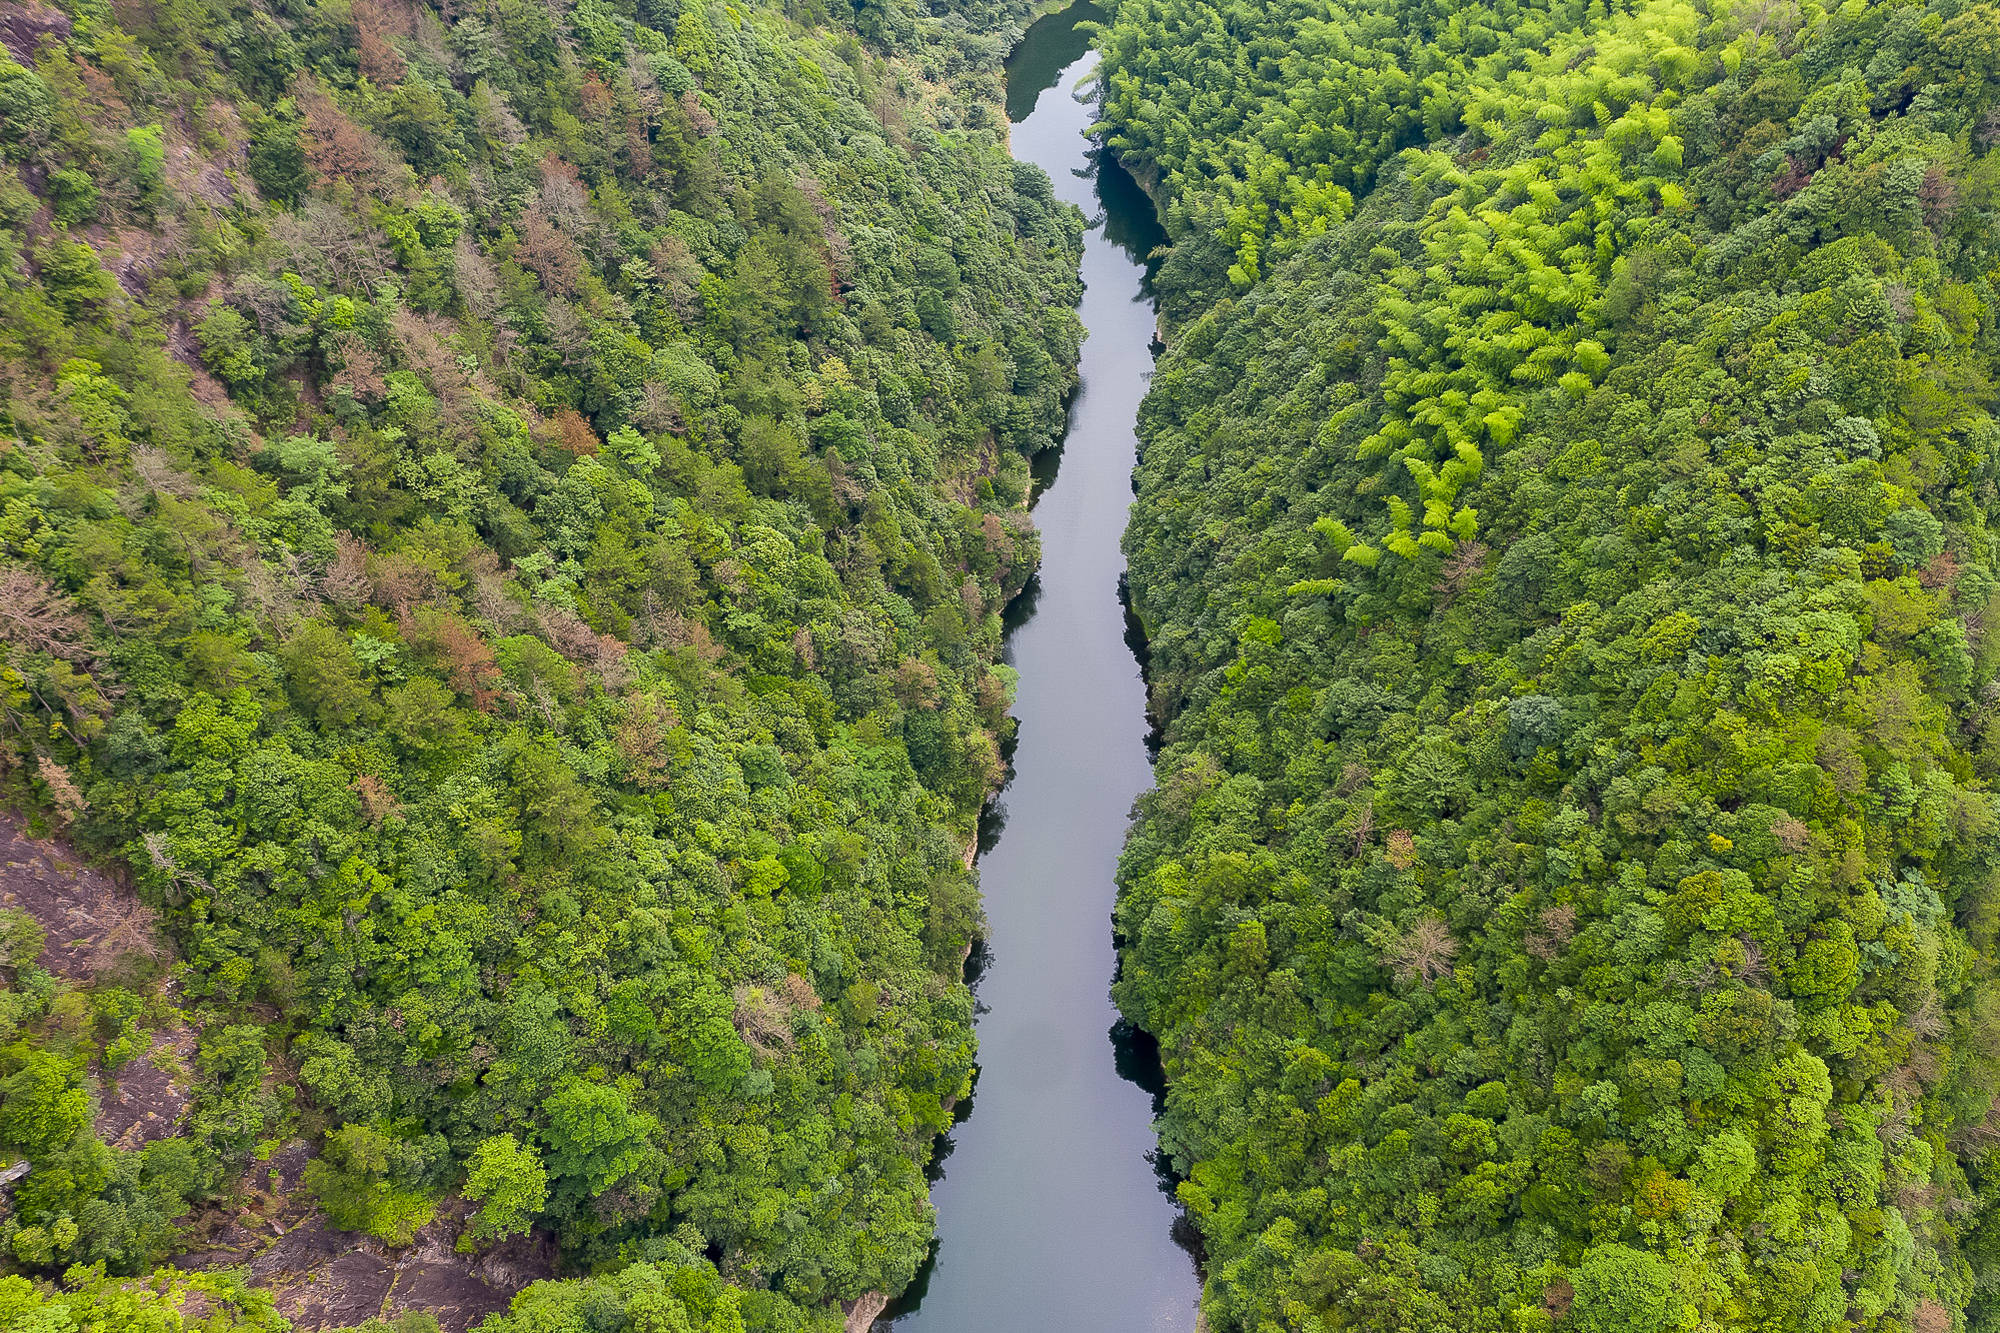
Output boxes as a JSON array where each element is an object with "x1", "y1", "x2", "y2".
[{"x1": 879, "y1": 7, "x2": 1201, "y2": 1329}]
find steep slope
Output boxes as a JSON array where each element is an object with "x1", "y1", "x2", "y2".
[
  {"x1": 0, "y1": 0, "x2": 1081, "y2": 1319},
  {"x1": 1106, "y1": 0, "x2": 2000, "y2": 1327}
]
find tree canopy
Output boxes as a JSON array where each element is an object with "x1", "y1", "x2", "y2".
[
  {"x1": 0, "y1": 0, "x2": 1079, "y2": 1315},
  {"x1": 1106, "y1": 0, "x2": 2000, "y2": 1326}
]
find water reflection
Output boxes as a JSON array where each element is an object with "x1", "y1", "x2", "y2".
[
  {"x1": 1094, "y1": 149, "x2": 1167, "y2": 278},
  {"x1": 1003, "y1": 1, "x2": 1105, "y2": 125},
  {"x1": 881, "y1": 2, "x2": 1202, "y2": 1328}
]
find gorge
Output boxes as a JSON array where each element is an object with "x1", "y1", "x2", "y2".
[{"x1": 883, "y1": 6, "x2": 1196, "y2": 1329}]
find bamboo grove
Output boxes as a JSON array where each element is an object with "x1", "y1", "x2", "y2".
[{"x1": 1103, "y1": 0, "x2": 2000, "y2": 1327}]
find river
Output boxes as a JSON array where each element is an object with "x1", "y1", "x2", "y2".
[{"x1": 878, "y1": 7, "x2": 1199, "y2": 1329}]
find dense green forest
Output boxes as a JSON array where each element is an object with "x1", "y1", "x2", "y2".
[
  {"x1": 1104, "y1": 0, "x2": 2000, "y2": 1328},
  {"x1": 0, "y1": 0, "x2": 1081, "y2": 1314}
]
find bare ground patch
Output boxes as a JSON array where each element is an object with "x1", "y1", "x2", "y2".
[
  {"x1": 177, "y1": 1170, "x2": 552, "y2": 1333},
  {"x1": 0, "y1": 810, "x2": 164, "y2": 982},
  {"x1": 95, "y1": 1025, "x2": 196, "y2": 1149}
]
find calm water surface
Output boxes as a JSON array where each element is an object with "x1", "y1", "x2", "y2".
[{"x1": 880, "y1": 7, "x2": 1196, "y2": 1330}]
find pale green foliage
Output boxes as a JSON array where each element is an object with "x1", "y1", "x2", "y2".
[{"x1": 462, "y1": 1134, "x2": 549, "y2": 1248}]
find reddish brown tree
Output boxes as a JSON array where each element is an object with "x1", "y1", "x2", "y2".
[
  {"x1": 515, "y1": 214, "x2": 583, "y2": 298},
  {"x1": 550, "y1": 407, "x2": 598, "y2": 456},
  {"x1": 294, "y1": 74, "x2": 394, "y2": 190}
]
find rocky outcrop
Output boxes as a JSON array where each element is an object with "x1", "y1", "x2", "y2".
[
  {"x1": 843, "y1": 1292, "x2": 889, "y2": 1332},
  {"x1": 0, "y1": 811, "x2": 163, "y2": 982},
  {"x1": 174, "y1": 1148, "x2": 553, "y2": 1333},
  {"x1": 95, "y1": 1026, "x2": 196, "y2": 1150}
]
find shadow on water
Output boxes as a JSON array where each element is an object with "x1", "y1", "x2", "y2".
[
  {"x1": 1118, "y1": 572, "x2": 1165, "y2": 758},
  {"x1": 1015, "y1": 2, "x2": 1158, "y2": 509},
  {"x1": 974, "y1": 794, "x2": 1011, "y2": 863},
  {"x1": 1093, "y1": 148, "x2": 1168, "y2": 279},
  {"x1": 1024, "y1": 152, "x2": 1162, "y2": 507},
  {"x1": 1108, "y1": 1017, "x2": 1207, "y2": 1267},
  {"x1": 1108, "y1": 1018, "x2": 1167, "y2": 1104},
  {"x1": 1003, "y1": 1, "x2": 1105, "y2": 124},
  {"x1": 881, "y1": 2, "x2": 1201, "y2": 1327},
  {"x1": 1028, "y1": 439, "x2": 1065, "y2": 501},
  {"x1": 1001, "y1": 571, "x2": 1043, "y2": 637}
]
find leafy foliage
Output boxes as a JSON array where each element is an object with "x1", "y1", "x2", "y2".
[
  {"x1": 0, "y1": 0, "x2": 1079, "y2": 1312},
  {"x1": 0, "y1": 1265, "x2": 288, "y2": 1331},
  {"x1": 1094, "y1": 0, "x2": 1605, "y2": 311},
  {"x1": 480, "y1": 1243, "x2": 843, "y2": 1332},
  {"x1": 1109, "y1": 0, "x2": 2000, "y2": 1326},
  {"x1": 462, "y1": 1132, "x2": 550, "y2": 1248}
]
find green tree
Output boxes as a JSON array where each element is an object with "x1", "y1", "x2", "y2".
[
  {"x1": 0, "y1": 58, "x2": 53, "y2": 156},
  {"x1": 1569, "y1": 1244, "x2": 1683, "y2": 1333},
  {"x1": 196, "y1": 304, "x2": 264, "y2": 388},
  {"x1": 0, "y1": 1050, "x2": 90, "y2": 1157},
  {"x1": 382, "y1": 676, "x2": 470, "y2": 756},
  {"x1": 303, "y1": 1124, "x2": 439, "y2": 1246},
  {"x1": 539, "y1": 1080, "x2": 659, "y2": 1197},
  {"x1": 247, "y1": 100, "x2": 308, "y2": 205},
  {"x1": 282, "y1": 622, "x2": 377, "y2": 727},
  {"x1": 461, "y1": 1133, "x2": 548, "y2": 1248}
]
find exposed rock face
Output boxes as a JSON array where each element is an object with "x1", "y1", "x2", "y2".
[
  {"x1": 0, "y1": 811, "x2": 162, "y2": 982},
  {"x1": 0, "y1": 814, "x2": 198, "y2": 1154},
  {"x1": 0, "y1": 1, "x2": 71, "y2": 64},
  {"x1": 176, "y1": 1181, "x2": 555, "y2": 1333},
  {"x1": 0, "y1": 813, "x2": 552, "y2": 1331},
  {"x1": 844, "y1": 1291, "x2": 889, "y2": 1332},
  {"x1": 95, "y1": 1026, "x2": 196, "y2": 1151}
]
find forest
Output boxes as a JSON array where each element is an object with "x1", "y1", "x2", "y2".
[
  {"x1": 9, "y1": 0, "x2": 2000, "y2": 1319},
  {"x1": 0, "y1": 0, "x2": 1082, "y2": 1317},
  {"x1": 1102, "y1": 0, "x2": 2000, "y2": 1327}
]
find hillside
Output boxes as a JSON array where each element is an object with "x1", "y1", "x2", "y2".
[
  {"x1": 0, "y1": 0, "x2": 1082, "y2": 1319},
  {"x1": 1103, "y1": 0, "x2": 2000, "y2": 1328}
]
